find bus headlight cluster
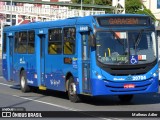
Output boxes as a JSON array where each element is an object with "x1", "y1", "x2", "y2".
[
  {"x1": 153, "y1": 70, "x2": 158, "y2": 77},
  {"x1": 95, "y1": 72, "x2": 102, "y2": 79},
  {"x1": 97, "y1": 75, "x2": 102, "y2": 79},
  {"x1": 153, "y1": 73, "x2": 157, "y2": 77}
]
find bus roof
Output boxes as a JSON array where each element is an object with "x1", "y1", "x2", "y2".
[{"x1": 4, "y1": 14, "x2": 150, "y2": 32}]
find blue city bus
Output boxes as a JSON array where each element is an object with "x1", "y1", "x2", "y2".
[{"x1": 2, "y1": 14, "x2": 159, "y2": 102}]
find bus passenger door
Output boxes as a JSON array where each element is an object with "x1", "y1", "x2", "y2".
[
  {"x1": 9, "y1": 36, "x2": 14, "y2": 81},
  {"x1": 39, "y1": 35, "x2": 46, "y2": 88},
  {"x1": 81, "y1": 32, "x2": 91, "y2": 94},
  {"x1": 2, "y1": 33, "x2": 8, "y2": 80}
]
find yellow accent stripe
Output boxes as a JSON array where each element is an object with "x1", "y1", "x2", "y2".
[
  {"x1": 39, "y1": 86, "x2": 47, "y2": 90},
  {"x1": 108, "y1": 48, "x2": 110, "y2": 57},
  {"x1": 105, "y1": 52, "x2": 106, "y2": 57},
  {"x1": 96, "y1": 44, "x2": 101, "y2": 46}
]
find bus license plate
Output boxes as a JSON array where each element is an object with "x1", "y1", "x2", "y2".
[{"x1": 124, "y1": 84, "x2": 135, "y2": 88}]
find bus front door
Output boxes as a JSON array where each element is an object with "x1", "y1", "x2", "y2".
[{"x1": 81, "y1": 32, "x2": 91, "y2": 94}]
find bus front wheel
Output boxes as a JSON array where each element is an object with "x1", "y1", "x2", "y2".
[
  {"x1": 68, "y1": 76, "x2": 81, "y2": 103},
  {"x1": 118, "y1": 95, "x2": 133, "y2": 103},
  {"x1": 20, "y1": 70, "x2": 30, "y2": 93}
]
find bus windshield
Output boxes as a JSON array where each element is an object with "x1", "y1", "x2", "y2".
[{"x1": 96, "y1": 30, "x2": 157, "y2": 65}]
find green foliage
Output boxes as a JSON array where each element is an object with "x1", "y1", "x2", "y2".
[
  {"x1": 71, "y1": 0, "x2": 112, "y2": 13},
  {"x1": 71, "y1": 0, "x2": 156, "y2": 20},
  {"x1": 125, "y1": 0, "x2": 156, "y2": 21},
  {"x1": 71, "y1": 0, "x2": 112, "y2": 12},
  {"x1": 125, "y1": 0, "x2": 142, "y2": 13},
  {"x1": 95, "y1": 0, "x2": 112, "y2": 5},
  {"x1": 71, "y1": 0, "x2": 111, "y2": 5},
  {"x1": 136, "y1": 7, "x2": 156, "y2": 20}
]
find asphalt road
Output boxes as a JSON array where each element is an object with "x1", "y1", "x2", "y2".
[{"x1": 0, "y1": 59, "x2": 160, "y2": 119}]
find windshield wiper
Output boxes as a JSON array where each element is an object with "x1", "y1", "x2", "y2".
[{"x1": 134, "y1": 29, "x2": 144, "y2": 50}]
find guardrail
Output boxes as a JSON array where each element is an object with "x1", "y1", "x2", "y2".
[{"x1": 0, "y1": 5, "x2": 105, "y2": 20}]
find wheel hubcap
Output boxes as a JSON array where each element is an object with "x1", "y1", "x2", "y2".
[
  {"x1": 21, "y1": 76, "x2": 25, "y2": 88},
  {"x1": 69, "y1": 83, "x2": 76, "y2": 95}
]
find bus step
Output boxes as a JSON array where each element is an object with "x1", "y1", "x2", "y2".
[{"x1": 39, "y1": 85, "x2": 47, "y2": 90}]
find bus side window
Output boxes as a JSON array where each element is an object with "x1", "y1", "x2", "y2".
[
  {"x1": 48, "y1": 28, "x2": 62, "y2": 54},
  {"x1": 14, "y1": 32, "x2": 19, "y2": 53},
  {"x1": 28, "y1": 31, "x2": 35, "y2": 54},
  {"x1": 49, "y1": 43, "x2": 57, "y2": 54},
  {"x1": 63, "y1": 27, "x2": 75, "y2": 54},
  {"x1": 17, "y1": 32, "x2": 27, "y2": 54}
]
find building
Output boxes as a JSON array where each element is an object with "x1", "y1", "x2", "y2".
[
  {"x1": 142, "y1": 0, "x2": 160, "y2": 20},
  {"x1": 142, "y1": 0, "x2": 160, "y2": 59},
  {"x1": 0, "y1": 0, "x2": 110, "y2": 50}
]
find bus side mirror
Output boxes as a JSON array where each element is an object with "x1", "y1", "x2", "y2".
[{"x1": 89, "y1": 34, "x2": 95, "y2": 47}]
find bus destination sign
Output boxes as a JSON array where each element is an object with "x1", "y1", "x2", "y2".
[
  {"x1": 97, "y1": 17, "x2": 149, "y2": 26},
  {"x1": 108, "y1": 18, "x2": 138, "y2": 25}
]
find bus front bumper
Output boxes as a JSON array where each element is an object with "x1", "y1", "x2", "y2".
[{"x1": 91, "y1": 77, "x2": 159, "y2": 96}]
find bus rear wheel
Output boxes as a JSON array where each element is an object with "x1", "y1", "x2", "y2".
[
  {"x1": 20, "y1": 70, "x2": 30, "y2": 93},
  {"x1": 68, "y1": 76, "x2": 81, "y2": 103},
  {"x1": 118, "y1": 95, "x2": 133, "y2": 103}
]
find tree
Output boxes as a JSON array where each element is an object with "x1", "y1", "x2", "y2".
[
  {"x1": 71, "y1": 0, "x2": 112, "y2": 12},
  {"x1": 71, "y1": 0, "x2": 156, "y2": 20},
  {"x1": 71, "y1": 0, "x2": 111, "y2": 6},
  {"x1": 125, "y1": 0, "x2": 142, "y2": 14},
  {"x1": 125, "y1": 0, "x2": 156, "y2": 20},
  {"x1": 136, "y1": 6, "x2": 156, "y2": 20}
]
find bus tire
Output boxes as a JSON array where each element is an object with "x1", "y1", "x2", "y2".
[
  {"x1": 118, "y1": 95, "x2": 133, "y2": 103},
  {"x1": 68, "y1": 76, "x2": 81, "y2": 103},
  {"x1": 20, "y1": 70, "x2": 30, "y2": 93}
]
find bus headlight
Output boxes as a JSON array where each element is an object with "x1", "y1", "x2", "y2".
[
  {"x1": 95, "y1": 72, "x2": 102, "y2": 79},
  {"x1": 97, "y1": 75, "x2": 102, "y2": 79},
  {"x1": 153, "y1": 70, "x2": 158, "y2": 77},
  {"x1": 153, "y1": 73, "x2": 157, "y2": 77}
]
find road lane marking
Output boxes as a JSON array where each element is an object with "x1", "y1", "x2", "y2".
[
  {"x1": 0, "y1": 81, "x2": 121, "y2": 120},
  {"x1": 0, "y1": 82, "x2": 13, "y2": 87},
  {"x1": 12, "y1": 95, "x2": 114, "y2": 120},
  {"x1": 12, "y1": 94, "x2": 79, "y2": 111}
]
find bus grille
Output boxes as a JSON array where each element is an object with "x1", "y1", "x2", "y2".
[
  {"x1": 104, "y1": 79, "x2": 152, "y2": 93},
  {"x1": 97, "y1": 60, "x2": 157, "y2": 76}
]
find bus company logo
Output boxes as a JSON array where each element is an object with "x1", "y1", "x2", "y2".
[
  {"x1": 9, "y1": 33, "x2": 12, "y2": 36},
  {"x1": 113, "y1": 78, "x2": 125, "y2": 81},
  {"x1": 39, "y1": 30, "x2": 43, "y2": 34},
  {"x1": 126, "y1": 76, "x2": 132, "y2": 81},
  {"x1": 27, "y1": 79, "x2": 34, "y2": 84},
  {"x1": 2, "y1": 54, "x2": 6, "y2": 59},
  {"x1": 50, "y1": 79, "x2": 60, "y2": 86},
  {"x1": 20, "y1": 58, "x2": 26, "y2": 64}
]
